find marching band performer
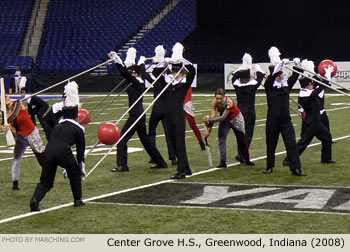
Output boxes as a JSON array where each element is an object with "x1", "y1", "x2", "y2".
[
  {"x1": 148, "y1": 45, "x2": 177, "y2": 165},
  {"x1": 20, "y1": 87, "x2": 49, "y2": 128},
  {"x1": 283, "y1": 60, "x2": 335, "y2": 164},
  {"x1": 263, "y1": 46, "x2": 306, "y2": 176},
  {"x1": 203, "y1": 88, "x2": 255, "y2": 168},
  {"x1": 184, "y1": 86, "x2": 206, "y2": 151},
  {"x1": 231, "y1": 53, "x2": 265, "y2": 163},
  {"x1": 153, "y1": 42, "x2": 196, "y2": 179},
  {"x1": 0, "y1": 95, "x2": 45, "y2": 190},
  {"x1": 108, "y1": 48, "x2": 168, "y2": 172},
  {"x1": 41, "y1": 99, "x2": 64, "y2": 141},
  {"x1": 30, "y1": 82, "x2": 86, "y2": 211}
]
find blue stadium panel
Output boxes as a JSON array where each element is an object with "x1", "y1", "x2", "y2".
[
  {"x1": 35, "y1": 0, "x2": 169, "y2": 75},
  {"x1": 132, "y1": 0, "x2": 196, "y2": 64},
  {"x1": 0, "y1": 0, "x2": 34, "y2": 73}
]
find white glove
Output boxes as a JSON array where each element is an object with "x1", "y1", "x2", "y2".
[
  {"x1": 180, "y1": 58, "x2": 192, "y2": 65},
  {"x1": 281, "y1": 58, "x2": 290, "y2": 65},
  {"x1": 272, "y1": 63, "x2": 283, "y2": 75},
  {"x1": 171, "y1": 58, "x2": 181, "y2": 64},
  {"x1": 293, "y1": 58, "x2": 301, "y2": 67},
  {"x1": 79, "y1": 162, "x2": 86, "y2": 180},
  {"x1": 108, "y1": 51, "x2": 123, "y2": 65},
  {"x1": 137, "y1": 56, "x2": 146, "y2": 65},
  {"x1": 164, "y1": 57, "x2": 173, "y2": 65},
  {"x1": 255, "y1": 64, "x2": 264, "y2": 74},
  {"x1": 153, "y1": 61, "x2": 166, "y2": 68},
  {"x1": 324, "y1": 65, "x2": 334, "y2": 80},
  {"x1": 62, "y1": 169, "x2": 67, "y2": 179}
]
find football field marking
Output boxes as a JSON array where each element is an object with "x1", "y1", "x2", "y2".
[
  {"x1": 0, "y1": 134, "x2": 349, "y2": 225},
  {"x1": 87, "y1": 201, "x2": 350, "y2": 216}
]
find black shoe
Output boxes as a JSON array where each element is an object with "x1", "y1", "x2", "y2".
[
  {"x1": 235, "y1": 155, "x2": 245, "y2": 164},
  {"x1": 321, "y1": 160, "x2": 336, "y2": 164},
  {"x1": 30, "y1": 197, "x2": 40, "y2": 212},
  {"x1": 12, "y1": 181, "x2": 19, "y2": 190},
  {"x1": 282, "y1": 159, "x2": 290, "y2": 166},
  {"x1": 263, "y1": 168, "x2": 273, "y2": 174},
  {"x1": 151, "y1": 163, "x2": 168, "y2": 169},
  {"x1": 148, "y1": 159, "x2": 156, "y2": 164},
  {"x1": 171, "y1": 158, "x2": 178, "y2": 165},
  {"x1": 74, "y1": 199, "x2": 85, "y2": 207},
  {"x1": 170, "y1": 172, "x2": 186, "y2": 179},
  {"x1": 111, "y1": 166, "x2": 129, "y2": 172},
  {"x1": 246, "y1": 160, "x2": 255, "y2": 166},
  {"x1": 199, "y1": 141, "x2": 206, "y2": 151},
  {"x1": 292, "y1": 168, "x2": 307, "y2": 176},
  {"x1": 184, "y1": 170, "x2": 192, "y2": 176},
  {"x1": 216, "y1": 162, "x2": 227, "y2": 168}
]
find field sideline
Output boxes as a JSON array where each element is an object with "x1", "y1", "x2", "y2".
[{"x1": 0, "y1": 92, "x2": 350, "y2": 233}]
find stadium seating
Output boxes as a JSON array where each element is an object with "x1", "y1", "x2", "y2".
[
  {"x1": 0, "y1": 0, "x2": 34, "y2": 74},
  {"x1": 1, "y1": 0, "x2": 197, "y2": 76},
  {"x1": 108, "y1": 0, "x2": 197, "y2": 74},
  {"x1": 133, "y1": 0, "x2": 196, "y2": 58},
  {"x1": 35, "y1": 0, "x2": 169, "y2": 75}
]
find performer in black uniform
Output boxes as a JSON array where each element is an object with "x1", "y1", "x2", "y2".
[
  {"x1": 263, "y1": 46, "x2": 306, "y2": 176},
  {"x1": 154, "y1": 42, "x2": 195, "y2": 179},
  {"x1": 231, "y1": 53, "x2": 265, "y2": 163},
  {"x1": 21, "y1": 87, "x2": 49, "y2": 128},
  {"x1": 316, "y1": 73, "x2": 334, "y2": 142},
  {"x1": 108, "y1": 48, "x2": 168, "y2": 172},
  {"x1": 41, "y1": 100, "x2": 64, "y2": 140},
  {"x1": 284, "y1": 61, "x2": 335, "y2": 164},
  {"x1": 30, "y1": 82, "x2": 86, "y2": 211},
  {"x1": 148, "y1": 45, "x2": 177, "y2": 165}
]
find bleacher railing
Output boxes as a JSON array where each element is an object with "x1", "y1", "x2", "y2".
[{"x1": 25, "y1": 0, "x2": 42, "y2": 56}]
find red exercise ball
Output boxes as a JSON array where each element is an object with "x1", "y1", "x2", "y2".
[
  {"x1": 318, "y1": 59, "x2": 337, "y2": 77},
  {"x1": 78, "y1": 109, "x2": 91, "y2": 125},
  {"x1": 98, "y1": 123, "x2": 121, "y2": 145}
]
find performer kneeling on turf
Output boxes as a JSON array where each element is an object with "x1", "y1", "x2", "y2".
[
  {"x1": 203, "y1": 88, "x2": 255, "y2": 167},
  {"x1": 30, "y1": 82, "x2": 86, "y2": 211}
]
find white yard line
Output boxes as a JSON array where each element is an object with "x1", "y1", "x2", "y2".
[{"x1": 87, "y1": 202, "x2": 350, "y2": 216}]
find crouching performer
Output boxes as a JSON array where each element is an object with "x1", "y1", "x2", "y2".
[{"x1": 30, "y1": 82, "x2": 86, "y2": 211}]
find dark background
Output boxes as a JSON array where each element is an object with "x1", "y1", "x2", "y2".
[
  {"x1": 32, "y1": 0, "x2": 350, "y2": 91},
  {"x1": 183, "y1": 0, "x2": 350, "y2": 64}
]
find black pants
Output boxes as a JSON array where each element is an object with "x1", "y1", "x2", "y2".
[
  {"x1": 320, "y1": 112, "x2": 330, "y2": 131},
  {"x1": 266, "y1": 119, "x2": 301, "y2": 171},
  {"x1": 240, "y1": 108, "x2": 256, "y2": 147},
  {"x1": 117, "y1": 114, "x2": 166, "y2": 167},
  {"x1": 32, "y1": 145, "x2": 82, "y2": 204},
  {"x1": 297, "y1": 119, "x2": 332, "y2": 161},
  {"x1": 42, "y1": 114, "x2": 58, "y2": 141},
  {"x1": 165, "y1": 111, "x2": 191, "y2": 173},
  {"x1": 148, "y1": 103, "x2": 176, "y2": 160}
]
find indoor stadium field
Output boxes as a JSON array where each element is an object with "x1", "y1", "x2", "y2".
[
  {"x1": 1, "y1": 0, "x2": 350, "y2": 237},
  {"x1": 0, "y1": 92, "x2": 350, "y2": 233}
]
